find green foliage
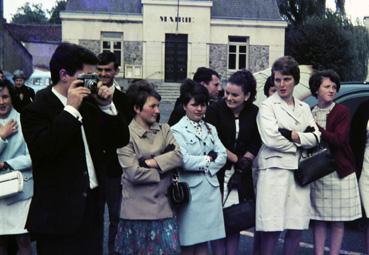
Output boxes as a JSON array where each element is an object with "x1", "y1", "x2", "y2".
[
  {"x1": 10, "y1": 1, "x2": 67, "y2": 24},
  {"x1": 48, "y1": 1, "x2": 67, "y2": 24},
  {"x1": 277, "y1": 0, "x2": 345, "y2": 25},
  {"x1": 285, "y1": 12, "x2": 369, "y2": 81},
  {"x1": 11, "y1": 2, "x2": 48, "y2": 24},
  {"x1": 277, "y1": 0, "x2": 325, "y2": 26}
]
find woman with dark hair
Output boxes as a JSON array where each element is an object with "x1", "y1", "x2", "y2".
[
  {"x1": 308, "y1": 70, "x2": 361, "y2": 255},
  {"x1": 171, "y1": 79, "x2": 227, "y2": 255},
  {"x1": 256, "y1": 56, "x2": 320, "y2": 255},
  {"x1": 263, "y1": 76, "x2": 277, "y2": 97},
  {"x1": 0, "y1": 79, "x2": 32, "y2": 255},
  {"x1": 115, "y1": 80, "x2": 183, "y2": 255},
  {"x1": 206, "y1": 69, "x2": 261, "y2": 255}
]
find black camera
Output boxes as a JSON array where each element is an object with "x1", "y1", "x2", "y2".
[{"x1": 77, "y1": 73, "x2": 99, "y2": 94}]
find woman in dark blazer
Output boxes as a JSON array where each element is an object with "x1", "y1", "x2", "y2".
[
  {"x1": 206, "y1": 69, "x2": 261, "y2": 255},
  {"x1": 309, "y1": 70, "x2": 361, "y2": 255}
]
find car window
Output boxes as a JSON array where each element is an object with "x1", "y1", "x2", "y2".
[{"x1": 336, "y1": 92, "x2": 369, "y2": 122}]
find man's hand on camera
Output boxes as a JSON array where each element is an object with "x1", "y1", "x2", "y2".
[
  {"x1": 67, "y1": 80, "x2": 90, "y2": 110},
  {"x1": 91, "y1": 81, "x2": 113, "y2": 106}
]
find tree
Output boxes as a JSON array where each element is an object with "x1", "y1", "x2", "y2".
[
  {"x1": 277, "y1": 0, "x2": 346, "y2": 25},
  {"x1": 277, "y1": 0, "x2": 325, "y2": 26},
  {"x1": 48, "y1": 0, "x2": 67, "y2": 24},
  {"x1": 285, "y1": 12, "x2": 369, "y2": 81},
  {"x1": 11, "y1": 2, "x2": 48, "y2": 24},
  {"x1": 335, "y1": 0, "x2": 345, "y2": 15}
]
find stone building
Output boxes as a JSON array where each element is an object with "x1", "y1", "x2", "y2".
[
  {"x1": 61, "y1": 0, "x2": 286, "y2": 83},
  {"x1": 5, "y1": 23, "x2": 61, "y2": 69},
  {"x1": 0, "y1": 0, "x2": 33, "y2": 77}
]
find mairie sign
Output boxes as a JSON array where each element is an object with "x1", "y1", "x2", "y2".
[{"x1": 160, "y1": 16, "x2": 192, "y2": 23}]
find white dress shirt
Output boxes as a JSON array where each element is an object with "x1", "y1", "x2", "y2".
[{"x1": 52, "y1": 87, "x2": 117, "y2": 188}]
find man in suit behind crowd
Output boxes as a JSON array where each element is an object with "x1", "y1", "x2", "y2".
[
  {"x1": 20, "y1": 42, "x2": 130, "y2": 255},
  {"x1": 96, "y1": 51, "x2": 131, "y2": 255},
  {"x1": 167, "y1": 67, "x2": 221, "y2": 126}
]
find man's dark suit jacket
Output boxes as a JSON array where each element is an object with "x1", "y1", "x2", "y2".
[
  {"x1": 103, "y1": 88, "x2": 132, "y2": 177},
  {"x1": 351, "y1": 99, "x2": 369, "y2": 178},
  {"x1": 167, "y1": 98, "x2": 184, "y2": 126},
  {"x1": 20, "y1": 87, "x2": 129, "y2": 235}
]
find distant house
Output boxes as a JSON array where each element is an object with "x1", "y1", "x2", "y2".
[
  {"x1": 0, "y1": 0, "x2": 32, "y2": 77},
  {"x1": 5, "y1": 23, "x2": 61, "y2": 69},
  {"x1": 61, "y1": 0, "x2": 287, "y2": 82}
]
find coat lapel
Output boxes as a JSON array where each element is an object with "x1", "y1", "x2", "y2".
[{"x1": 273, "y1": 93, "x2": 302, "y2": 124}]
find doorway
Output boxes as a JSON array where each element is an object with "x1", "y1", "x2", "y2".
[{"x1": 164, "y1": 34, "x2": 188, "y2": 82}]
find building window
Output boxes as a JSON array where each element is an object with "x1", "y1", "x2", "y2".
[
  {"x1": 228, "y1": 36, "x2": 248, "y2": 72},
  {"x1": 101, "y1": 32, "x2": 123, "y2": 69}
]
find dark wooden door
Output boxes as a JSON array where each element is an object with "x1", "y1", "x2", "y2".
[{"x1": 165, "y1": 34, "x2": 188, "y2": 82}]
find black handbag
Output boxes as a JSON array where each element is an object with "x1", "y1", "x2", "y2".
[
  {"x1": 222, "y1": 191, "x2": 255, "y2": 235},
  {"x1": 167, "y1": 171, "x2": 190, "y2": 207},
  {"x1": 294, "y1": 133, "x2": 337, "y2": 186}
]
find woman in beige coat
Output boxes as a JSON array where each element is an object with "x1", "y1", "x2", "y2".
[{"x1": 115, "y1": 80, "x2": 183, "y2": 255}]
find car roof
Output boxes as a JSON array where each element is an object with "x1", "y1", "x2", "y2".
[{"x1": 304, "y1": 82, "x2": 369, "y2": 107}]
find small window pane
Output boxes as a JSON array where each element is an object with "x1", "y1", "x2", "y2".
[
  {"x1": 229, "y1": 36, "x2": 248, "y2": 43},
  {"x1": 101, "y1": 32, "x2": 123, "y2": 39},
  {"x1": 229, "y1": 45, "x2": 236, "y2": 53},
  {"x1": 114, "y1": 41, "x2": 121, "y2": 50},
  {"x1": 103, "y1": 41, "x2": 111, "y2": 49},
  {"x1": 114, "y1": 51, "x2": 121, "y2": 66},
  {"x1": 239, "y1": 46, "x2": 247, "y2": 53},
  {"x1": 228, "y1": 54, "x2": 236, "y2": 69},
  {"x1": 239, "y1": 54, "x2": 246, "y2": 69}
]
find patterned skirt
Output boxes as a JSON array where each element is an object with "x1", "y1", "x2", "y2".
[
  {"x1": 114, "y1": 218, "x2": 180, "y2": 255},
  {"x1": 311, "y1": 171, "x2": 361, "y2": 221}
]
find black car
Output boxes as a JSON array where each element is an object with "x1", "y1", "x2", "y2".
[{"x1": 304, "y1": 82, "x2": 369, "y2": 121}]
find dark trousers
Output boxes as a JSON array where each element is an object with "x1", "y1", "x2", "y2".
[
  {"x1": 103, "y1": 176, "x2": 122, "y2": 255},
  {"x1": 35, "y1": 188, "x2": 103, "y2": 255}
]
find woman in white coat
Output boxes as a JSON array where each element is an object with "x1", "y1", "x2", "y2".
[
  {"x1": 256, "y1": 56, "x2": 320, "y2": 255},
  {"x1": 171, "y1": 79, "x2": 227, "y2": 255}
]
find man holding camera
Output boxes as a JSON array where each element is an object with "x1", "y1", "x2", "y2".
[
  {"x1": 20, "y1": 43, "x2": 130, "y2": 255},
  {"x1": 96, "y1": 51, "x2": 131, "y2": 255}
]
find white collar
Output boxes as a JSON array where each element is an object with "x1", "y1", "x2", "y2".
[{"x1": 52, "y1": 87, "x2": 67, "y2": 106}]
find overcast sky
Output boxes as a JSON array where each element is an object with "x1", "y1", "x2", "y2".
[{"x1": 3, "y1": 0, "x2": 369, "y2": 23}]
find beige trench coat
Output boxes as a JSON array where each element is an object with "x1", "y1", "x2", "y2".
[{"x1": 117, "y1": 119, "x2": 182, "y2": 220}]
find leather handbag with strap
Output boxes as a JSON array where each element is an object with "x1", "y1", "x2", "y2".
[
  {"x1": 294, "y1": 133, "x2": 337, "y2": 186},
  {"x1": 0, "y1": 167, "x2": 24, "y2": 199},
  {"x1": 222, "y1": 189, "x2": 255, "y2": 235},
  {"x1": 167, "y1": 170, "x2": 190, "y2": 207}
]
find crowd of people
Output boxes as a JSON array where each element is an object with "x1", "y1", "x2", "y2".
[{"x1": 0, "y1": 42, "x2": 369, "y2": 255}]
